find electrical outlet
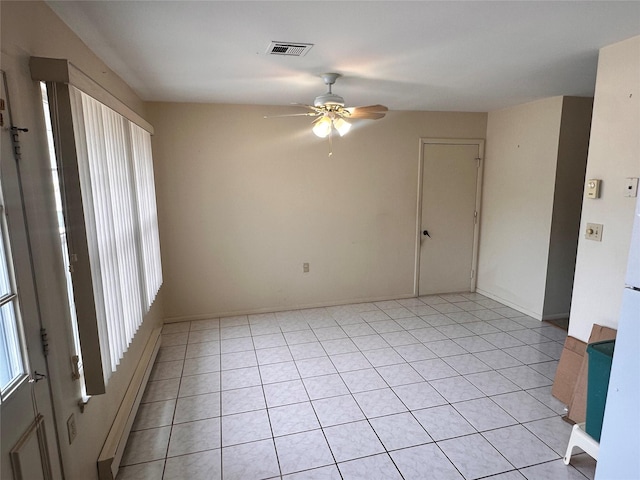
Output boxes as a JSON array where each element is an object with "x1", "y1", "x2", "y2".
[
  {"x1": 303, "y1": 263, "x2": 309, "y2": 273},
  {"x1": 625, "y1": 177, "x2": 638, "y2": 197},
  {"x1": 67, "y1": 413, "x2": 77, "y2": 444},
  {"x1": 585, "y1": 223, "x2": 603, "y2": 241}
]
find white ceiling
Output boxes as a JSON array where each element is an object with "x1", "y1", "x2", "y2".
[{"x1": 47, "y1": 1, "x2": 640, "y2": 112}]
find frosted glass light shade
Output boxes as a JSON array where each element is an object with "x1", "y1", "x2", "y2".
[
  {"x1": 312, "y1": 116, "x2": 332, "y2": 138},
  {"x1": 334, "y1": 118, "x2": 351, "y2": 136}
]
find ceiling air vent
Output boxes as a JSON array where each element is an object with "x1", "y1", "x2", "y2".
[{"x1": 266, "y1": 42, "x2": 313, "y2": 57}]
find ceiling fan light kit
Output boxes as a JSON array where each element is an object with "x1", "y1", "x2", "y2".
[
  {"x1": 311, "y1": 114, "x2": 351, "y2": 138},
  {"x1": 333, "y1": 117, "x2": 351, "y2": 136},
  {"x1": 266, "y1": 72, "x2": 388, "y2": 148},
  {"x1": 312, "y1": 116, "x2": 333, "y2": 138}
]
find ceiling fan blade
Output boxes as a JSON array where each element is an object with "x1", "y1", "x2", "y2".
[
  {"x1": 344, "y1": 104, "x2": 388, "y2": 119},
  {"x1": 291, "y1": 103, "x2": 325, "y2": 113},
  {"x1": 345, "y1": 111, "x2": 386, "y2": 120},
  {"x1": 348, "y1": 104, "x2": 388, "y2": 113},
  {"x1": 264, "y1": 112, "x2": 320, "y2": 119}
]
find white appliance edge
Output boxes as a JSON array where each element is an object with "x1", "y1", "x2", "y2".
[{"x1": 596, "y1": 195, "x2": 640, "y2": 479}]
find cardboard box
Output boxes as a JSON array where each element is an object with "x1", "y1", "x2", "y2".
[
  {"x1": 552, "y1": 335, "x2": 587, "y2": 405},
  {"x1": 566, "y1": 324, "x2": 617, "y2": 424}
]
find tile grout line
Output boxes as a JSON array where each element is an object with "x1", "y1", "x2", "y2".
[{"x1": 120, "y1": 294, "x2": 591, "y2": 480}]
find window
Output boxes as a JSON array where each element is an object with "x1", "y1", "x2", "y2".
[
  {"x1": 0, "y1": 183, "x2": 27, "y2": 400},
  {"x1": 69, "y1": 88, "x2": 162, "y2": 378},
  {"x1": 38, "y1": 58, "x2": 162, "y2": 395}
]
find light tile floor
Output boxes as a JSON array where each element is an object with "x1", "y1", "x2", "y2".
[{"x1": 117, "y1": 293, "x2": 596, "y2": 480}]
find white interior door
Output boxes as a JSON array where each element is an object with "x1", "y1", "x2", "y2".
[
  {"x1": 418, "y1": 140, "x2": 483, "y2": 296},
  {"x1": 0, "y1": 70, "x2": 62, "y2": 480}
]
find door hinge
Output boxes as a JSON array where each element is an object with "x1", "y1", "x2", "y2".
[
  {"x1": 71, "y1": 355, "x2": 81, "y2": 380},
  {"x1": 474, "y1": 211, "x2": 478, "y2": 224},
  {"x1": 476, "y1": 157, "x2": 481, "y2": 167},
  {"x1": 9, "y1": 127, "x2": 28, "y2": 160},
  {"x1": 471, "y1": 269, "x2": 475, "y2": 279},
  {"x1": 40, "y1": 327, "x2": 49, "y2": 357}
]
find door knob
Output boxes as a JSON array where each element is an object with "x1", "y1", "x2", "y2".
[{"x1": 423, "y1": 230, "x2": 431, "y2": 238}]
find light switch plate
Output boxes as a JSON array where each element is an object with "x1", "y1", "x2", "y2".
[
  {"x1": 624, "y1": 177, "x2": 638, "y2": 197},
  {"x1": 586, "y1": 223, "x2": 603, "y2": 241},
  {"x1": 586, "y1": 179, "x2": 601, "y2": 199}
]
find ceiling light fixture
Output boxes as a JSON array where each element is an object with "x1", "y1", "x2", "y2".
[
  {"x1": 312, "y1": 113, "x2": 351, "y2": 138},
  {"x1": 312, "y1": 116, "x2": 333, "y2": 138},
  {"x1": 333, "y1": 117, "x2": 351, "y2": 136},
  {"x1": 265, "y1": 72, "x2": 387, "y2": 155}
]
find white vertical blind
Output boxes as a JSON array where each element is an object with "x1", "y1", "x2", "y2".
[
  {"x1": 130, "y1": 124, "x2": 163, "y2": 310},
  {"x1": 68, "y1": 86, "x2": 161, "y2": 382}
]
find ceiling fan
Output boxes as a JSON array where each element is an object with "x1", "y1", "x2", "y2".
[{"x1": 267, "y1": 73, "x2": 388, "y2": 152}]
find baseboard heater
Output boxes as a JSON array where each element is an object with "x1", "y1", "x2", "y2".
[{"x1": 97, "y1": 326, "x2": 162, "y2": 480}]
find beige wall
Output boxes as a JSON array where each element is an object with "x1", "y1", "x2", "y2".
[
  {"x1": 148, "y1": 102, "x2": 487, "y2": 320},
  {"x1": 478, "y1": 96, "x2": 592, "y2": 319},
  {"x1": 1, "y1": 2, "x2": 163, "y2": 480},
  {"x1": 477, "y1": 97, "x2": 564, "y2": 317},
  {"x1": 569, "y1": 36, "x2": 640, "y2": 341}
]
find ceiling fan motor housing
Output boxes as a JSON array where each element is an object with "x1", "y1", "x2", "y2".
[
  {"x1": 315, "y1": 72, "x2": 345, "y2": 107},
  {"x1": 314, "y1": 92, "x2": 345, "y2": 107}
]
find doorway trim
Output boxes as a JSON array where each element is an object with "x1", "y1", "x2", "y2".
[{"x1": 413, "y1": 138, "x2": 485, "y2": 296}]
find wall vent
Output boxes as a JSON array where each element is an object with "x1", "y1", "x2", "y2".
[{"x1": 266, "y1": 42, "x2": 313, "y2": 57}]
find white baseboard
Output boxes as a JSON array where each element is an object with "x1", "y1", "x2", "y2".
[
  {"x1": 475, "y1": 288, "x2": 543, "y2": 321},
  {"x1": 97, "y1": 326, "x2": 162, "y2": 480},
  {"x1": 163, "y1": 292, "x2": 417, "y2": 324}
]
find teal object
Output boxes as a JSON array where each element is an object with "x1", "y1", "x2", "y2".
[{"x1": 585, "y1": 339, "x2": 616, "y2": 442}]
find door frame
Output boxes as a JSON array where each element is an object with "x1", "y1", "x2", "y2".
[{"x1": 413, "y1": 138, "x2": 485, "y2": 296}]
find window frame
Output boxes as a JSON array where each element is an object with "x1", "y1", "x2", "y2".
[
  {"x1": 0, "y1": 199, "x2": 29, "y2": 401},
  {"x1": 0, "y1": 72, "x2": 31, "y2": 402}
]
